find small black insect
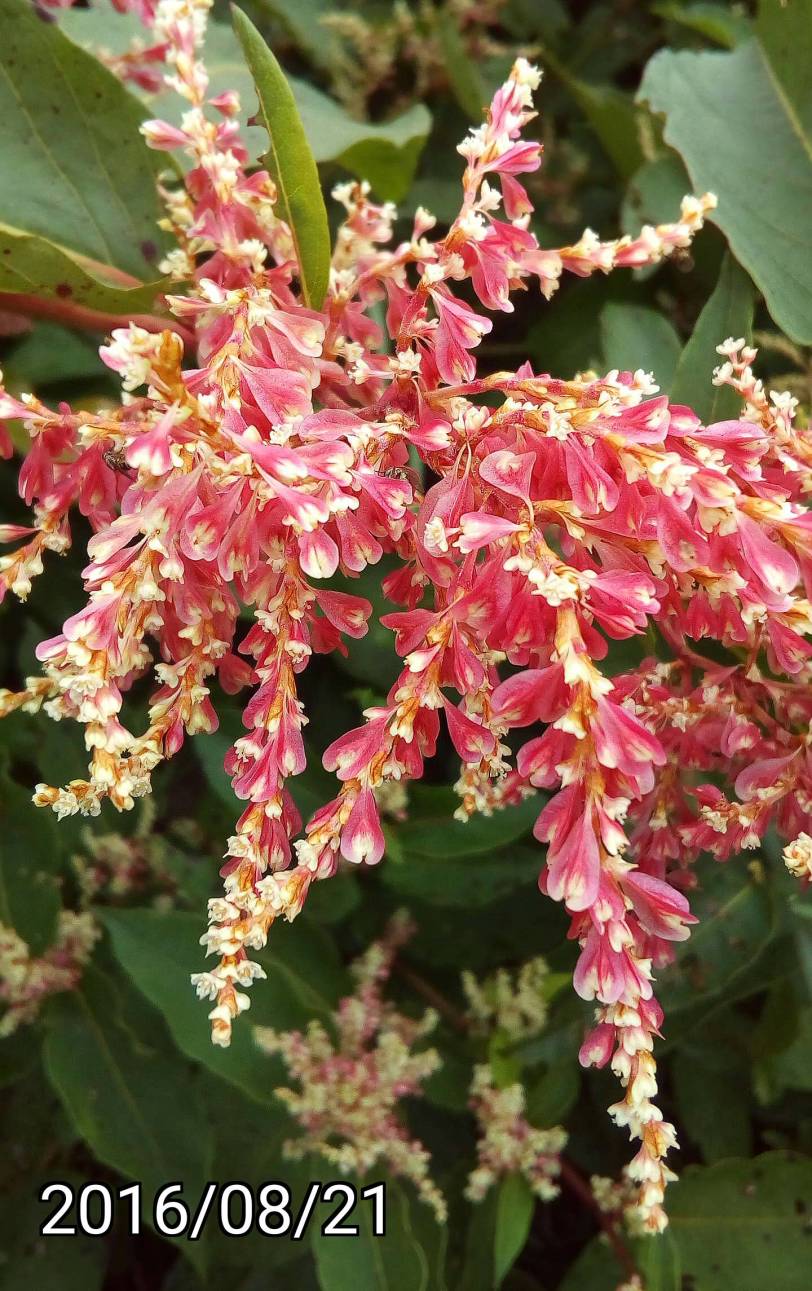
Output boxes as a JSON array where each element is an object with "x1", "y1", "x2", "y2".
[
  {"x1": 383, "y1": 466, "x2": 422, "y2": 492},
  {"x1": 102, "y1": 447, "x2": 132, "y2": 475}
]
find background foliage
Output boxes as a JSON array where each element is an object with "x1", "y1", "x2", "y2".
[{"x1": 1, "y1": 1, "x2": 811, "y2": 1288}]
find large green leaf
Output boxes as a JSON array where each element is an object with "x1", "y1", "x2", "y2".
[
  {"x1": 394, "y1": 788, "x2": 539, "y2": 860},
  {"x1": 61, "y1": 7, "x2": 430, "y2": 203},
  {"x1": 668, "y1": 1152, "x2": 812, "y2": 1288},
  {"x1": 0, "y1": 760, "x2": 62, "y2": 954},
  {"x1": 434, "y1": 7, "x2": 485, "y2": 120},
  {"x1": 255, "y1": 0, "x2": 336, "y2": 70},
  {"x1": 233, "y1": 6, "x2": 331, "y2": 310},
  {"x1": 653, "y1": 2, "x2": 752, "y2": 48},
  {"x1": 102, "y1": 907, "x2": 345, "y2": 1102},
  {"x1": 0, "y1": 1171, "x2": 107, "y2": 1291},
  {"x1": 639, "y1": 19, "x2": 812, "y2": 342},
  {"x1": 557, "y1": 1238, "x2": 620, "y2": 1291},
  {"x1": 290, "y1": 80, "x2": 431, "y2": 203},
  {"x1": 672, "y1": 1027, "x2": 753, "y2": 1162},
  {"x1": 3, "y1": 321, "x2": 104, "y2": 389},
  {"x1": 621, "y1": 152, "x2": 693, "y2": 238},
  {"x1": 0, "y1": 0, "x2": 167, "y2": 298},
  {"x1": 459, "y1": 1188, "x2": 499, "y2": 1291},
  {"x1": 670, "y1": 252, "x2": 755, "y2": 421},
  {"x1": 382, "y1": 843, "x2": 539, "y2": 908},
  {"x1": 600, "y1": 302, "x2": 682, "y2": 390},
  {"x1": 659, "y1": 860, "x2": 779, "y2": 1043},
  {"x1": 524, "y1": 1056, "x2": 580, "y2": 1128},
  {"x1": 558, "y1": 1230, "x2": 680, "y2": 1291},
  {"x1": 311, "y1": 1179, "x2": 430, "y2": 1291},
  {"x1": 42, "y1": 965, "x2": 213, "y2": 1270},
  {"x1": 763, "y1": 1005, "x2": 812, "y2": 1095},
  {"x1": 493, "y1": 1173, "x2": 535, "y2": 1286},
  {"x1": 198, "y1": 1075, "x2": 311, "y2": 1276},
  {"x1": 634, "y1": 1232, "x2": 681, "y2": 1291},
  {"x1": 0, "y1": 227, "x2": 167, "y2": 314},
  {"x1": 756, "y1": 0, "x2": 812, "y2": 139}
]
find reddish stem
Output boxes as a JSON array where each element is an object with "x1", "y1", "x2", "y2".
[
  {"x1": 395, "y1": 960, "x2": 471, "y2": 1034},
  {"x1": 558, "y1": 1158, "x2": 639, "y2": 1281},
  {"x1": 1, "y1": 293, "x2": 195, "y2": 351}
]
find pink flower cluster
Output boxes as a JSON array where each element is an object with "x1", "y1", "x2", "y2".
[
  {"x1": 0, "y1": 910, "x2": 98, "y2": 1036},
  {"x1": 3, "y1": 0, "x2": 812, "y2": 1229},
  {"x1": 255, "y1": 912, "x2": 445, "y2": 1220}
]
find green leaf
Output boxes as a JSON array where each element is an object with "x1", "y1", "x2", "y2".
[
  {"x1": 528, "y1": 277, "x2": 606, "y2": 378},
  {"x1": 382, "y1": 844, "x2": 539, "y2": 908},
  {"x1": 194, "y1": 709, "x2": 331, "y2": 825},
  {"x1": 0, "y1": 0, "x2": 167, "y2": 290},
  {"x1": 254, "y1": 0, "x2": 336, "y2": 71},
  {"x1": 653, "y1": 2, "x2": 752, "y2": 48},
  {"x1": 311, "y1": 1178, "x2": 430, "y2": 1290},
  {"x1": 459, "y1": 1189, "x2": 499, "y2": 1291},
  {"x1": 565, "y1": 81, "x2": 645, "y2": 179},
  {"x1": 198, "y1": 1075, "x2": 310, "y2": 1275},
  {"x1": 670, "y1": 252, "x2": 755, "y2": 421},
  {"x1": 0, "y1": 1171, "x2": 107, "y2": 1291},
  {"x1": 408, "y1": 1194, "x2": 449, "y2": 1291},
  {"x1": 660, "y1": 860, "x2": 778, "y2": 1041},
  {"x1": 42, "y1": 965, "x2": 213, "y2": 1270},
  {"x1": 493, "y1": 1174, "x2": 535, "y2": 1286},
  {"x1": 639, "y1": 30, "x2": 812, "y2": 342},
  {"x1": 633, "y1": 1230, "x2": 681, "y2": 1291},
  {"x1": 668, "y1": 1152, "x2": 812, "y2": 1288},
  {"x1": 524, "y1": 1060, "x2": 579, "y2": 1129},
  {"x1": 423, "y1": 1045, "x2": 471, "y2": 1113},
  {"x1": 3, "y1": 322, "x2": 104, "y2": 390},
  {"x1": 673, "y1": 1037, "x2": 752, "y2": 1161},
  {"x1": 557, "y1": 1236, "x2": 622, "y2": 1291},
  {"x1": 599, "y1": 302, "x2": 682, "y2": 390},
  {"x1": 61, "y1": 10, "x2": 431, "y2": 201},
  {"x1": 434, "y1": 7, "x2": 485, "y2": 120},
  {"x1": 764, "y1": 1006, "x2": 812, "y2": 1094},
  {"x1": 621, "y1": 153, "x2": 693, "y2": 238},
  {"x1": 0, "y1": 227, "x2": 167, "y2": 314},
  {"x1": 791, "y1": 898, "x2": 812, "y2": 996},
  {"x1": 290, "y1": 81, "x2": 432, "y2": 204},
  {"x1": 395, "y1": 788, "x2": 540, "y2": 860},
  {"x1": 756, "y1": 0, "x2": 812, "y2": 140},
  {"x1": 232, "y1": 6, "x2": 331, "y2": 310},
  {"x1": 0, "y1": 760, "x2": 61, "y2": 954},
  {"x1": 102, "y1": 907, "x2": 345, "y2": 1103},
  {"x1": 303, "y1": 872, "x2": 362, "y2": 924}
]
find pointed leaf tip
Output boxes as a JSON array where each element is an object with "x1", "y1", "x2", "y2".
[{"x1": 231, "y1": 5, "x2": 331, "y2": 310}]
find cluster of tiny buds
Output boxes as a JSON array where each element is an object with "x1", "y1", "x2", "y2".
[
  {"x1": 0, "y1": 911, "x2": 98, "y2": 1036},
  {"x1": 466, "y1": 1065, "x2": 567, "y2": 1203},
  {"x1": 71, "y1": 803, "x2": 178, "y2": 908},
  {"x1": 462, "y1": 957, "x2": 550, "y2": 1040},
  {"x1": 590, "y1": 1170, "x2": 649, "y2": 1237},
  {"x1": 254, "y1": 914, "x2": 446, "y2": 1220}
]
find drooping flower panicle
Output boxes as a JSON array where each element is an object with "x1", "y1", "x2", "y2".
[{"x1": 3, "y1": 0, "x2": 812, "y2": 1231}]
